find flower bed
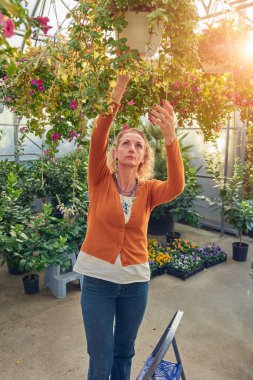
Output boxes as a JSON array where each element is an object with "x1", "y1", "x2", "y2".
[
  {"x1": 148, "y1": 238, "x2": 228, "y2": 280},
  {"x1": 148, "y1": 239, "x2": 172, "y2": 277},
  {"x1": 195, "y1": 244, "x2": 227, "y2": 268},
  {"x1": 166, "y1": 239, "x2": 204, "y2": 280}
]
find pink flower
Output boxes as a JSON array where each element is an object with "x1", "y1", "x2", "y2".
[
  {"x1": 122, "y1": 124, "x2": 129, "y2": 131},
  {"x1": 191, "y1": 85, "x2": 199, "y2": 93},
  {"x1": 51, "y1": 133, "x2": 61, "y2": 142},
  {"x1": 35, "y1": 16, "x2": 52, "y2": 35},
  {"x1": 184, "y1": 82, "x2": 189, "y2": 88},
  {"x1": 29, "y1": 90, "x2": 35, "y2": 96},
  {"x1": 19, "y1": 126, "x2": 27, "y2": 133},
  {"x1": 37, "y1": 85, "x2": 45, "y2": 92},
  {"x1": 120, "y1": 104, "x2": 125, "y2": 112},
  {"x1": 5, "y1": 96, "x2": 12, "y2": 103},
  {"x1": 5, "y1": 19, "x2": 14, "y2": 37},
  {"x1": 127, "y1": 100, "x2": 135, "y2": 106},
  {"x1": 3, "y1": 76, "x2": 8, "y2": 82},
  {"x1": 0, "y1": 14, "x2": 15, "y2": 38},
  {"x1": 70, "y1": 100, "x2": 78, "y2": 109},
  {"x1": 43, "y1": 25, "x2": 52, "y2": 35},
  {"x1": 43, "y1": 149, "x2": 50, "y2": 155},
  {"x1": 172, "y1": 81, "x2": 180, "y2": 90},
  {"x1": 68, "y1": 130, "x2": 78, "y2": 142},
  {"x1": 50, "y1": 158, "x2": 56, "y2": 163},
  {"x1": 69, "y1": 130, "x2": 78, "y2": 138},
  {"x1": 36, "y1": 16, "x2": 50, "y2": 27},
  {"x1": 30, "y1": 79, "x2": 45, "y2": 92}
]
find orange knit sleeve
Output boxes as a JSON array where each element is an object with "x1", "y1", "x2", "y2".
[
  {"x1": 88, "y1": 104, "x2": 120, "y2": 189},
  {"x1": 149, "y1": 139, "x2": 185, "y2": 209}
]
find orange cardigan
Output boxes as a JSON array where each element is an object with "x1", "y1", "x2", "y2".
[{"x1": 81, "y1": 105, "x2": 185, "y2": 266}]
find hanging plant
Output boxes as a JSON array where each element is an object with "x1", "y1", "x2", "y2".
[
  {"x1": 0, "y1": 0, "x2": 202, "y2": 151},
  {"x1": 0, "y1": 0, "x2": 52, "y2": 74},
  {"x1": 198, "y1": 18, "x2": 253, "y2": 73}
]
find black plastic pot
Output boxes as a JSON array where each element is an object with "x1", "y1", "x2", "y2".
[
  {"x1": 166, "y1": 232, "x2": 181, "y2": 243},
  {"x1": 232, "y1": 242, "x2": 248, "y2": 262},
  {"x1": 148, "y1": 213, "x2": 174, "y2": 235},
  {"x1": 7, "y1": 257, "x2": 28, "y2": 275},
  {"x1": 22, "y1": 274, "x2": 39, "y2": 294}
]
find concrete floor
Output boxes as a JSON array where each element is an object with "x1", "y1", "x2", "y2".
[{"x1": 0, "y1": 224, "x2": 253, "y2": 380}]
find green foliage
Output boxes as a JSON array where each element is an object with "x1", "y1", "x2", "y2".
[
  {"x1": 0, "y1": 172, "x2": 32, "y2": 237},
  {"x1": 0, "y1": 160, "x2": 41, "y2": 206},
  {"x1": 0, "y1": 0, "x2": 48, "y2": 71},
  {"x1": 244, "y1": 122, "x2": 253, "y2": 200},
  {"x1": 142, "y1": 123, "x2": 202, "y2": 226},
  {"x1": 34, "y1": 149, "x2": 89, "y2": 217},
  {"x1": 0, "y1": 149, "x2": 89, "y2": 217},
  {"x1": 1, "y1": 0, "x2": 201, "y2": 149},
  {"x1": 0, "y1": 172, "x2": 87, "y2": 273},
  {"x1": 205, "y1": 154, "x2": 253, "y2": 243}
]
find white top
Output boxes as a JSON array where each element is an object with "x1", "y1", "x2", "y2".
[{"x1": 73, "y1": 194, "x2": 150, "y2": 284}]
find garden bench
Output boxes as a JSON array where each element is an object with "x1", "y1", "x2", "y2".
[
  {"x1": 44, "y1": 252, "x2": 83, "y2": 298},
  {"x1": 136, "y1": 309, "x2": 186, "y2": 380}
]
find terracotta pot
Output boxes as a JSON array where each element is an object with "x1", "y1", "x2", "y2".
[{"x1": 115, "y1": 11, "x2": 163, "y2": 56}]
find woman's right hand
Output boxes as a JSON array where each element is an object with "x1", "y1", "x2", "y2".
[{"x1": 116, "y1": 72, "x2": 130, "y2": 87}]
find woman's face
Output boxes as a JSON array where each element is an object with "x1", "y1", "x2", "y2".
[{"x1": 115, "y1": 132, "x2": 146, "y2": 170}]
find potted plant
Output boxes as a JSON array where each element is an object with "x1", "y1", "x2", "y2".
[
  {"x1": 224, "y1": 200, "x2": 253, "y2": 262},
  {"x1": 17, "y1": 203, "x2": 81, "y2": 294},
  {"x1": 206, "y1": 154, "x2": 253, "y2": 262},
  {"x1": 0, "y1": 172, "x2": 32, "y2": 274}
]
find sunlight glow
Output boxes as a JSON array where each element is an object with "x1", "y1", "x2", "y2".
[
  {"x1": 208, "y1": 137, "x2": 225, "y2": 154},
  {"x1": 242, "y1": 34, "x2": 253, "y2": 60}
]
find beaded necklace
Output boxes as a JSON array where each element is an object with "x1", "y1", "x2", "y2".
[{"x1": 113, "y1": 174, "x2": 138, "y2": 197}]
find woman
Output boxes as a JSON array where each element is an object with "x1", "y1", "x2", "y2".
[{"x1": 74, "y1": 73, "x2": 184, "y2": 380}]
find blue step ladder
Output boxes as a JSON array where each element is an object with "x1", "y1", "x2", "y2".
[{"x1": 136, "y1": 310, "x2": 186, "y2": 380}]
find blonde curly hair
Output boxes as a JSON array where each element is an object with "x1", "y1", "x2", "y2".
[{"x1": 107, "y1": 128, "x2": 155, "y2": 182}]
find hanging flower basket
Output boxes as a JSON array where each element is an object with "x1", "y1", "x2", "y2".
[
  {"x1": 198, "y1": 19, "x2": 253, "y2": 74},
  {"x1": 115, "y1": 11, "x2": 163, "y2": 56}
]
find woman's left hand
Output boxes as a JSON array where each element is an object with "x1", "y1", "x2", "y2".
[{"x1": 149, "y1": 101, "x2": 177, "y2": 145}]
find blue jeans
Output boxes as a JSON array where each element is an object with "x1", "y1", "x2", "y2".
[{"x1": 81, "y1": 275, "x2": 149, "y2": 380}]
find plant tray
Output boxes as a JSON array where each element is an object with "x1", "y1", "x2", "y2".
[
  {"x1": 150, "y1": 265, "x2": 168, "y2": 278},
  {"x1": 204, "y1": 255, "x2": 227, "y2": 268},
  {"x1": 166, "y1": 264, "x2": 204, "y2": 280}
]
